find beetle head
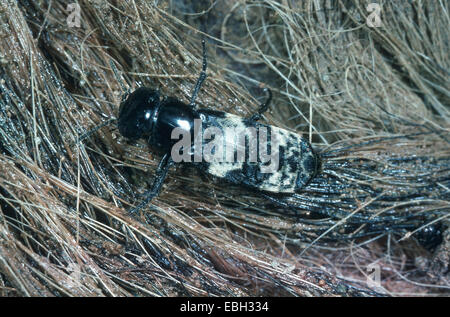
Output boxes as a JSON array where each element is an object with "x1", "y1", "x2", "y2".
[{"x1": 118, "y1": 87, "x2": 160, "y2": 140}]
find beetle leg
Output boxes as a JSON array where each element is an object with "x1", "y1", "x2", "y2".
[
  {"x1": 247, "y1": 88, "x2": 272, "y2": 122},
  {"x1": 189, "y1": 39, "x2": 207, "y2": 109},
  {"x1": 129, "y1": 153, "x2": 174, "y2": 214}
]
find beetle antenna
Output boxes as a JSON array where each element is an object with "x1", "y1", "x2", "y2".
[
  {"x1": 109, "y1": 59, "x2": 133, "y2": 105},
  {"x1": 78, "y1": 118, "x2": 116, "y2": 144},
  {"x1": 76, "y1": 60, "x2": 126, "y2": 145},
  {"x1": 109, "y1": 60, "x2": 128, "y2": 94}
]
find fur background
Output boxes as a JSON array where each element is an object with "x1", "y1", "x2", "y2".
[{"x1": 0, "y1": 0, "x2": 448, "y2": 296}]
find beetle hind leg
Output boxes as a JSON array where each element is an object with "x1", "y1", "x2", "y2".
[{"x1": 247, "y1": 88, "x2": 273, "y2": 122}]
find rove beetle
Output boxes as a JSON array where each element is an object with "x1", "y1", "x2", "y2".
[{"x1": 83, "y1": 40, "x2": 319, "y2": 213}]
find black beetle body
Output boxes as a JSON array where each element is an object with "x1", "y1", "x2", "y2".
[
  {"x1": 118, "y1": 87, "x2": 198, "y2": 153},
  {"x1": 111, "y1": 40, "x2": 319, "y2": 212},
  {"x1": 118, "y1": 87, "x2": 318, "y2": 194}
]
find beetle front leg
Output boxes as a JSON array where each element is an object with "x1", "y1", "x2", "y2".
[{"x1": 129, "y1": 153, "x2": 174, "y2": 214}]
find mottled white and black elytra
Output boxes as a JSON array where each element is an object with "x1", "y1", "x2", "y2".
[
  {"x1": 88, "y1": 40, "x2": 319, "y2": 213},
  {"x1": 196, "y1": 110, "x2": 317, "y2": 193}
]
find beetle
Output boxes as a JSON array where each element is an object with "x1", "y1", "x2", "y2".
[{"x1": 86, "y1": 40, "x2": 319, "y2": 213}]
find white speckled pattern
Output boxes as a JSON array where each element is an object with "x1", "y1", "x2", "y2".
[{"x1": 200, "y1": 112, "x2": 316, "y2": 193}]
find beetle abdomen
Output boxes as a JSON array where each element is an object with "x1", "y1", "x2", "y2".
[{"x1": 195, "y1": 110, "x2": 318, "y2": 193}]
